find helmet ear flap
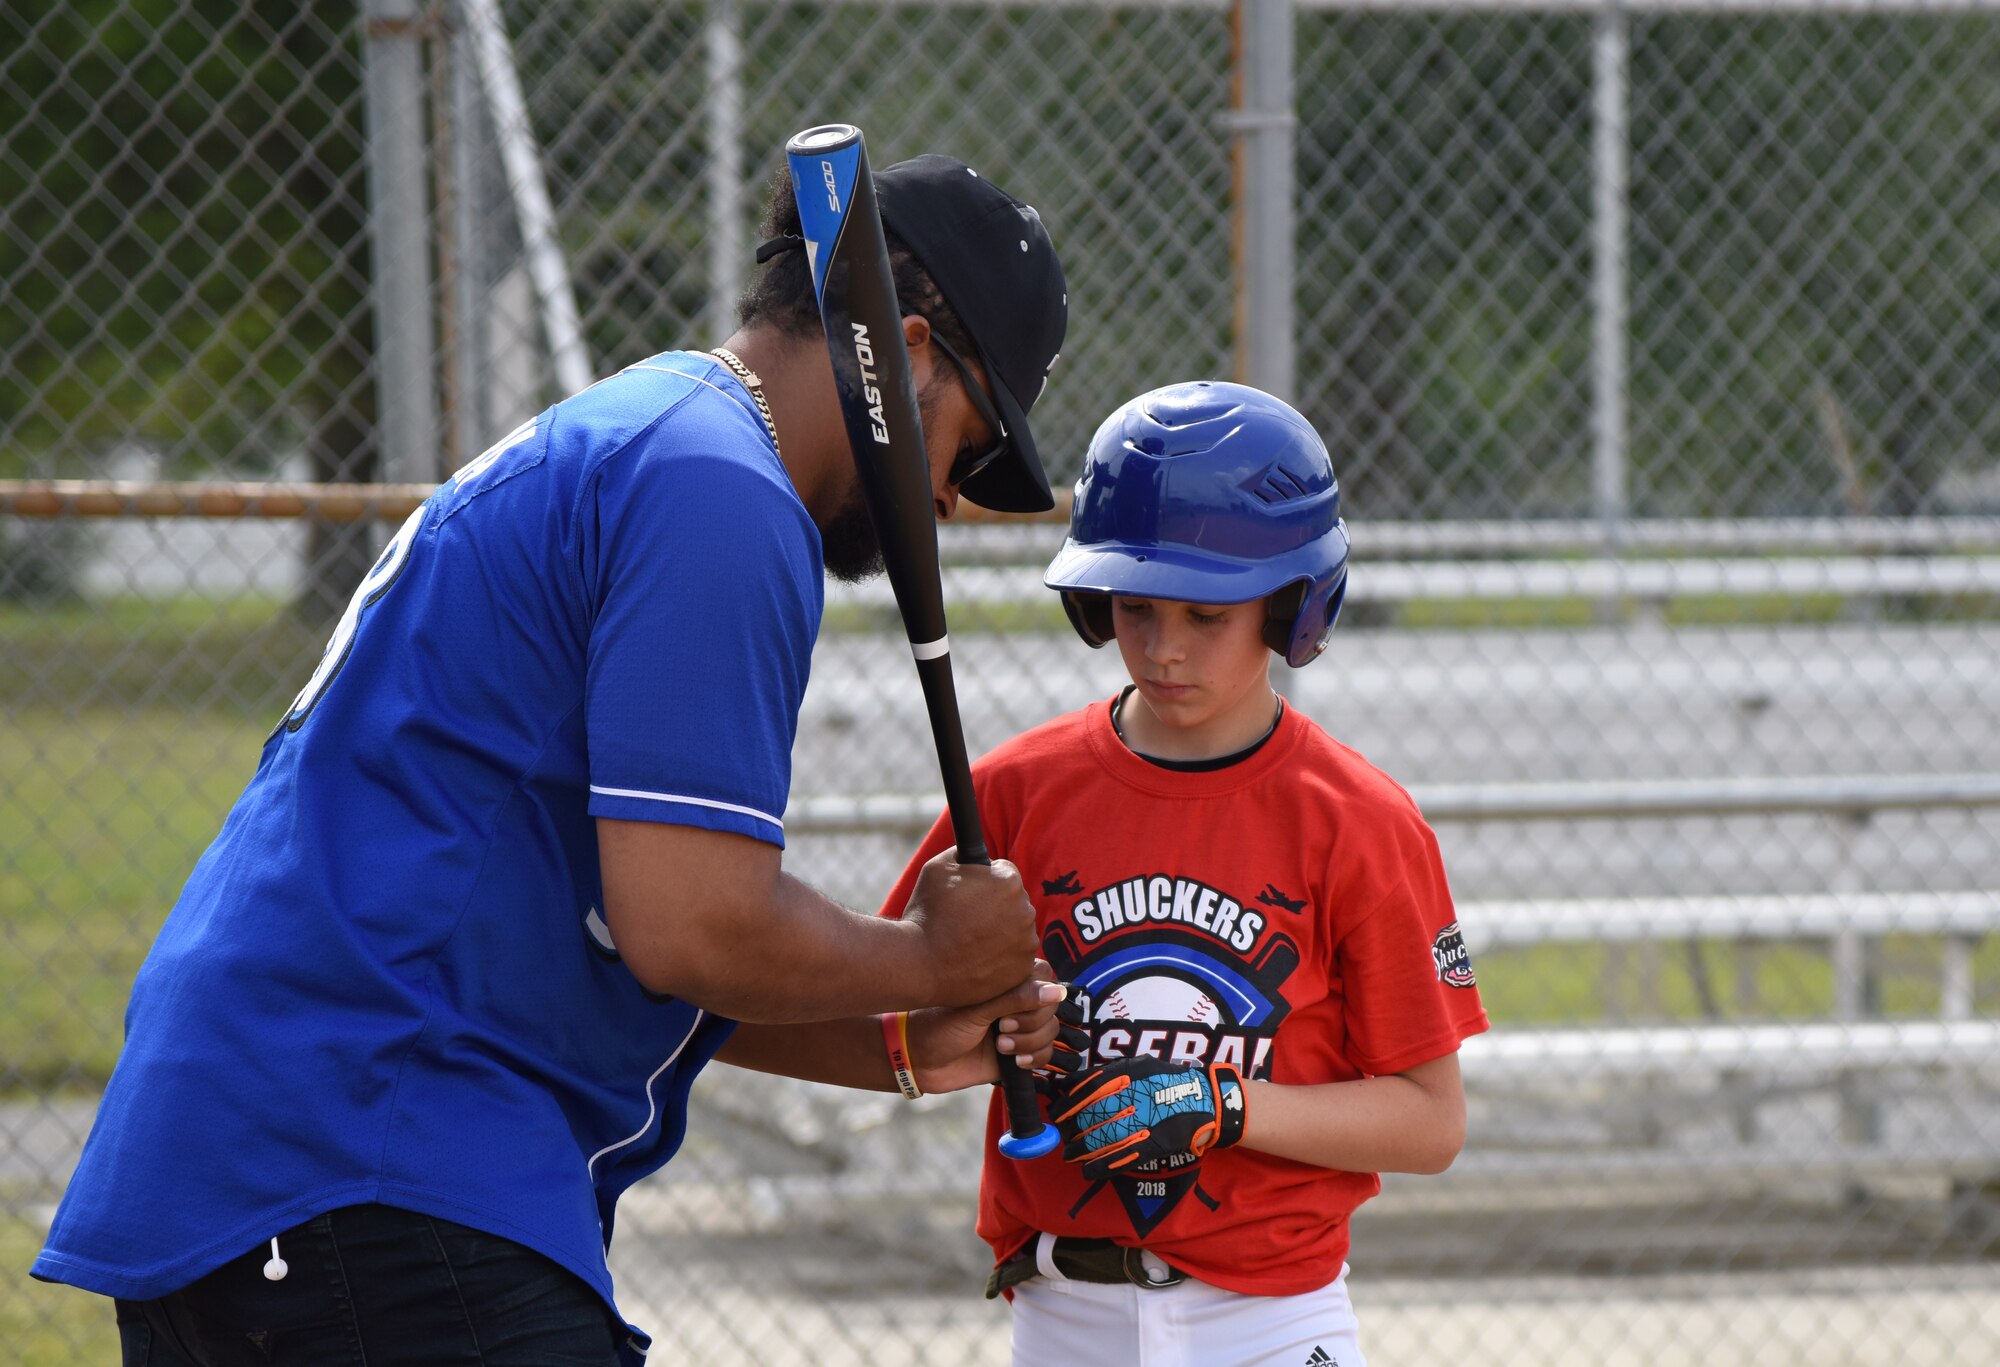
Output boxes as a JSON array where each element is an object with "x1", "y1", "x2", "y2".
[
  {"x1": 1262, "y1": 582, "x2": 1307, "y2": 657},
  {"x1": 1320, "y1": 571, "x2": 1348, "y2": 638},
  {"x1": 1062, "y1": 591, "x2": 1114, "y2": 648},
  {"x1": 1282, "y1": 566, "x2": 1348, "y2": 667}
]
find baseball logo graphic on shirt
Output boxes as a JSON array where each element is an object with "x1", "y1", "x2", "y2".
[
  {"x1": 1097, "y1": 977, "x2": 1219, "y2": 1030},
  {"x1": 1432, "y1": 921, "x2": 1476, "y2": 988},
  {"x1": 1043, "y1": 884, "x2": 1303, "y2": 1239}
]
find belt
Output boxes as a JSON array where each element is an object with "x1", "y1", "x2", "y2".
[{"x1": 983, "y1": 1236, "x2": 1188, "y2": 1299}]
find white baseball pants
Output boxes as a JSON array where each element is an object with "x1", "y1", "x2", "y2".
[{"x1": 1009, "y1": 1244, "x2": 1366, "y2": 1367}]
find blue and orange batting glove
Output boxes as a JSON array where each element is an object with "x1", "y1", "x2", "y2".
[{"x1": 1050, "y1": 1057, "x2": 1247, "y2": 1182}]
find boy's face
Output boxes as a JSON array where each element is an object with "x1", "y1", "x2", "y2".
[{"x1": 1111, "y1": 595, "x2": 1275, "y2": 749}]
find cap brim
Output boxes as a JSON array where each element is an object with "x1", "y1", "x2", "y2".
[
  {"x1": 957, "y1": 378, "x2": 1054, "y2": 514},
  {"x1": 1043, "y1": 540, "x2": 1299, "y2": 603}
]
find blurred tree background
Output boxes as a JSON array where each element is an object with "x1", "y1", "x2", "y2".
[
  {"x1": 1, "y1": 0, "x2": 376, "y2": 612},
  {"x1": 4, "y1": 2, "x2": 1998, "y2": 551}
]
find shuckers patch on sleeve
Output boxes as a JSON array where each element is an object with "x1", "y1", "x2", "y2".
[{"x1": 1432, "y1": 921, "x2": 1476, "y2": 988}]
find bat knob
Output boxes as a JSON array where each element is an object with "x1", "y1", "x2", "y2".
[{"x1": 996, "y1": 1122, "x2": 1060, "y2": 1161}]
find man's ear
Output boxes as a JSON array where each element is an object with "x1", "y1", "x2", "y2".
[{"x1": 901, "y1": 314, "x2": 936, "y2": 390}]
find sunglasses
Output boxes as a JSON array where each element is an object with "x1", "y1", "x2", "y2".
[{"x1": 931, "y1": 332, "x2": 1010, "y2": 488}]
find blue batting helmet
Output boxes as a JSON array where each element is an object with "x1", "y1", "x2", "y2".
[{"x1": 1043, "y1": 381, "x2": 1349, "y2": 668}]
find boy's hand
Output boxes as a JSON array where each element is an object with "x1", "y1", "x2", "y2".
[
  {"x1": 906, "y1": 966, "x2": 1065, "y2": 1093},
  {"x1": 1050, "y1": 1057, "x2": 1247, "y2": 1182},
  {"x1": 1033, "y1": 983, "x2": 1092, "y2": 1096}
]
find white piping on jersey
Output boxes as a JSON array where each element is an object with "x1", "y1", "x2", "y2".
[
  {"x1": 584, "y1": 905, "x2": 617, "y2": 953},
  {"x1": 586, "y1": 1009, "x2": 707, "y2": 1182},
  {"x1": 588, "y1": 784, "x2": 784, "y2": 833},
  {"x1": 623, "y1": 362, "x2": 768, "y2": 438}
]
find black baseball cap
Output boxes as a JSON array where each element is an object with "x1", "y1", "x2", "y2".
[
  {"x1": 875, "y1": 155, "x2": 1066, "y2": 512},
  {"x1": 764, "y1": 154, "x2": 1067, "y2": 513}
]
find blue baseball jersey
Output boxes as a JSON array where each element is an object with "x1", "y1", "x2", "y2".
[{"x1": 33, "y1": 353, "x2": 822, "y2": 1344}]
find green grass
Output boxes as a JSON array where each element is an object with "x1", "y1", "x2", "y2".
[
  {"x1": 1, "y1": 708, "x2": 269, "y2": 1090},
  {"x1": 0, "y1": 595, "x2": 320, "y2": 717},
  {"x1": 2, "y1": 588, "x2": 1073, "y2": 655},
  {"x1": 1473, "y1": 935, "x2": 2000, "y2": 1025},
  {"x1": 1, "y1": 1207, "x2": 118, "y2": 1365},
  {"x1": 1393, "y1": 591, "x2": 1872, "y2": 630}
]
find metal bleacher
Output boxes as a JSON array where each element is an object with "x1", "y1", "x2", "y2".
[{"x1": 810, "y1": 527, "x2": 2000, "y2": 1198}]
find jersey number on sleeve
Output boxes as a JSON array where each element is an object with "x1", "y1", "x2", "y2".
[{"x1": 276, "y1": 502, "x2": 427, "y2": 734}]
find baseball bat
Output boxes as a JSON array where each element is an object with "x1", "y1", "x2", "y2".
[{"x1": 785, "y1": 124, "x2": 1057, "y2": 1161}]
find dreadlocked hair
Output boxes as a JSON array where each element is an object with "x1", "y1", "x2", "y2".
[{"x1": 736, "y1": 166, "x2": 980, "y2": 362}]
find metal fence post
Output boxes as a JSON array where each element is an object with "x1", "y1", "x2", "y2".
[
  {"x1": 707, "y1": 0, "x2": 746, "y2": 346},
  {"x1": 1234, "y1": 0, "x2": 1299, "y2": 694},
  {"x1": 450, "y1": 17, "x2": 489, "y2": 466},
  {"x1": 1592, "y1": 3, "x2": 1630, "y2": 559},
  {"x1": 1233, "y1": 0, "x2": 1296, "y2": 404},
  {"x1": 363, "y1": 0, "x2": 441, "y2": 485}
]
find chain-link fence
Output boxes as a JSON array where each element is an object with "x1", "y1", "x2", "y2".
[{"x1": 6, "y1": 1, "x2": 2000, "y2": 1362}]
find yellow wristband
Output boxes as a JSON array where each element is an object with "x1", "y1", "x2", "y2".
[{"x1": 880, "y1": 1010, "x2": 922, "y2": 1099}]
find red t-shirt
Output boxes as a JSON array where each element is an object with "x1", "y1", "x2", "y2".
[{"x1": 878, "y1": 696, "x2": 1488, "y2": 1297}]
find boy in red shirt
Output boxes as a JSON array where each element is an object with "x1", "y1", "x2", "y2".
[{"x1": 880, "y1": 381, "x2": 1488, "y2": 1365}]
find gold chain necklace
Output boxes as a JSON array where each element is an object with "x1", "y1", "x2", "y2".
[{"x1": 709, "y1": 347, "x2": 780, "y2": 457}]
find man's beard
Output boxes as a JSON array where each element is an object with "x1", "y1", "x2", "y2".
[
  {"x1": 819, "y1": 488, "x2": 884, "y2": 583},
  {"x1": 818, "y1": 371, "x2": 949, "y2": 585}
]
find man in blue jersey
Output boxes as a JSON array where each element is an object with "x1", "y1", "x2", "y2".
[{"x1": 35, "y1": 154, "x2": 1069, "y2": 1365}]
